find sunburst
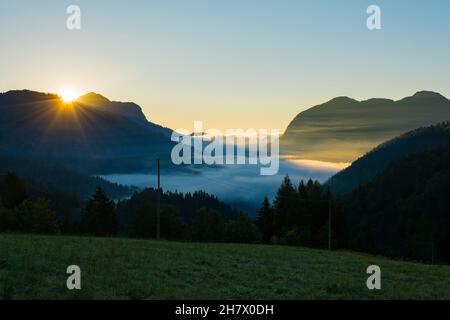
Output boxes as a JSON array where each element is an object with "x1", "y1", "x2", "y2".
[{"x1": 59, "y1": 88, "x2": 79, "y2": 103}]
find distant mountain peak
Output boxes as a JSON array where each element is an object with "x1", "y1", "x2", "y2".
[
  {"x1": 75, "y1": 92, "x2": 150, "y2": 121},
  {"x1": 362, "y1": 98, "x2": 395, "y2": 104},
  {"x1": 412, "y1": 91, "x2": 447, "y2": 100},
  {"x1": 326, "y1": 96, "x2": 359, "y2": 106},
  {"x1": 1, "y1": 89, "x2": 59, "y2": 101},
  {"x1": 77, "y1": 92, "x2": 111, "y2": 104}
]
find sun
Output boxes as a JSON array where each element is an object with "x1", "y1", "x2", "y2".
[{"x1": 59, "y1": 88, "x2": 79, "y2": 103}]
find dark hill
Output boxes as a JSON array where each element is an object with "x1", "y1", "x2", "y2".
[
  {"x1": 343, "y1": 144, "x2": 450, "y2": 263},
  {"x1": 328, "y1": 122, "x2": 450, "y2": 195},
  {"x1": 0, "y1": 155, "x2": 135, "y2": 200}
]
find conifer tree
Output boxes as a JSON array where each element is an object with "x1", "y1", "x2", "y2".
[
  {"x1": 273, "y1": 175, "x2": 296, "y2": 235},
  {"x1": 82, "y1": 187, "x2": 117, "y2": 236},
  {"x1": 0, "y1": 172, "x2": 27, "y2": 209},
  {"x1": 257, "y1": 196, "x2": 274, "y2": 243}
]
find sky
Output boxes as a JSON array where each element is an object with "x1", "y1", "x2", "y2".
[{"x1": 1, "y1": 0, "x2": 449, "y2": 132}]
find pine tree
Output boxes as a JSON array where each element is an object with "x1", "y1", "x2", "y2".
[
  {"x1": 82, "y1": 187, "x2": 117, "y2": 236},
  {"x1": 257, "y1": 196, "x2": 274, "y2": 243},
  {"x1": 190, "y1": 208, "x2": 224, "y2": 242},
  {"x1": 225, "y1": 214, "x2": 260, "y2": 244},
  {"x1": 131, "y1": 203, "x2": 184, "y2": 240},
  {"x1": 298, "y1": 180, "x2": 308, "y2": 201},
  {"x1": 16, "y1": 198, "x2": 60, "y2": 234},
  {"x1": 0, "y1": 172, "x2": 27, "y2": 209},
  {"x1": 293, "y1": 180, "x2": 311, "y2": 240},
  {"x1": 273, "y1": 175, "x2": 296, "y2": 235}
]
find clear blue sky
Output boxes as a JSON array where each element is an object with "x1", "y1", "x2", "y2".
[{"x1": 1, "y1": 0, "x2": 449, "y2": 131}]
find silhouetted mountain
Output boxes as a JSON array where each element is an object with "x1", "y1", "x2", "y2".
[
  {"x1": 0, "y1": 90, "x2": 175, "y2": 173},
  {"x1": 343, "y1": 144, "x2": 450, "y2": 263},
  {"x1": 281, "y1": 91, "x2": 450, "y2": 162},
  {"x1": 328, "y1": 122, "x2": 450, "y2": 195},
  {"x1": 77, "y1": 92, "x2": 146, "y2": 121},
  {"x1": 76, "y1": 93, "x2": 172, "y2": 137}
]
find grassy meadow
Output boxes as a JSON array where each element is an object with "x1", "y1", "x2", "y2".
[{"x1": 0, "y1": 233, "x2": 449, "y2": 300}]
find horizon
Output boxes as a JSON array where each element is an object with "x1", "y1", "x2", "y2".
[
  {"x1": 1, "y1": 0, "x2": 450, "y2": 132},
  {"x1": 1, "y1": 88, "x2": 448, "y2": 135}
]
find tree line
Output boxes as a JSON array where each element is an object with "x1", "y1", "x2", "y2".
[
  {"x1": 0, "y1": 172, "x2": 259, "y2": 243},
  {"x1": 0, "y1": 171, "x2": 345, "y2": 250},
  {"x1": 4, "y1": 165, "x2": 446, "y2": 264},
  {"x1": 257, "y1": 176, "x2": 347, "y2": 249}
]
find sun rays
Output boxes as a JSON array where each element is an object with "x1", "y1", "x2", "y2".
[{"x1": 58, "y1": 88, "x2": 80, "y2": 103}]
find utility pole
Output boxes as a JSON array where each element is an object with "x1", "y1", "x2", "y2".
[
  {"x1": 328, "y1": 197, "x2": 332, "y2": 250},
  {"x1": 156, "y1": 158, "x2": 161, "y2": 240}
]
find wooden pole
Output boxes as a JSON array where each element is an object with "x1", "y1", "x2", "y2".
[
  {"x1": 328, "y1": 198, "x2": 332, "y2": 250},
  {"x1": 156, "y1": 159, "x2": 161, "y2": 240}
]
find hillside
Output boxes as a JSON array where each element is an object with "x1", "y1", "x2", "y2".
[
  {"x1": 76, "y1": 92, "x2": 172, "y2": 137},
  {"x1": 0, "y1": 155, "x2": 135, "y2": 200},
  {"x1": 281, "y1": 91, "x2": 450, "y2": 162},
  {"x1": 0, "y1": 234, "x2": 449, "y2": 299},
  {"x1": 328, "y1": 122, "x2": 450, "y2": 195},
  {"x1": 0, "y1": 90, "x2": 175, "y2": 174},
  {"x1": 342, "y1": 145, "x2": 450, "y2": 263},
  {"x1": 0, "y1": 172, "x2": 81, "y2": 225}
]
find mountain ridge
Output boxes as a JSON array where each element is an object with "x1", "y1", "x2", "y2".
[
  {"x1": 0, "y1": 89, "x2": 175, "y2": 174},
  {"x1": 76, "y1": 92, "x2": 147, "y2": 122},
  {"x1": 281, "y1": 91, "x2": 450, "y2": 163}
]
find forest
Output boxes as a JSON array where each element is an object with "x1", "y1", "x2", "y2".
[{"x1": 1, "y1": 143, "x2": 450, "y2": 264}]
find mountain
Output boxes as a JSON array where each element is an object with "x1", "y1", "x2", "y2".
[
  {"x1": 0, "y1": 90, "x2": 175, "y2": 173},
  {"x1": 76, "y1": 92, "x2": 172, "y2": 137},
  {"x1": 281, "y1": 91, "x2": 450, "y2": 163},
  {"x1": 342, "y1": 144, "x2": 450, "y2": 263},
  {"x1": 76, "y1": 92, "x2": 147, "y2": 122},
  {"x1": 328, "y1": 122, "x2": 450, "y2": 195}
]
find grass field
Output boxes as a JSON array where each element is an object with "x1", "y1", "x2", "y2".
[{"x1": 0, "y1": 234, "x2": 449, "y2": 300}]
